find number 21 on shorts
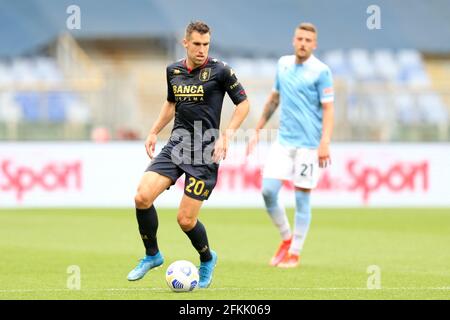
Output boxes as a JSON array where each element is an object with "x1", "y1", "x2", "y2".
[{"x1": 300, "y1": 163, "x2": 313, "y2": 177}]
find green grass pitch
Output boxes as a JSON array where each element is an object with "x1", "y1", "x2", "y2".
[{"x1": 0, "y1": 208, "x2": 449, "y2": 300}]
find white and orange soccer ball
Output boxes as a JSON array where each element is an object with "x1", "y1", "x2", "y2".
[{"x1": 165, "y1": 260, "x2": 199, "y2": 292}]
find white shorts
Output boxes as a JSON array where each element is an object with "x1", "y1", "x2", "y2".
[{"x1": 262, "y1": 141, "x2": 321, "y2": 189}]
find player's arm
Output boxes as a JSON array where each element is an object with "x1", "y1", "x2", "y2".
[
  {"x1": 318, "y1": 101, "x2": 334, "y2": 168},
  {"x1": 145, "y1": 100, "x2": 176, "y2": 159},
  {"x1": 213, "y1": 63, "x2": 250, "y2": 163},
  {"x1": 225, "y1": 99, "x2": 250, "y2": 135},
  {"x1": 213, "y1": 99, "x2": 250, "y2": 162},
  {"x1": 317, "y1": 67, "x2": 334, "y2": 168},
  {"x1": 257, "y1": 91, "x2": 280, "y2": 130},
  {"x1": 145, "y1": 66, "x2": 177, "y2": 159},
  {"x1": 246, "y1": 91, "x2": 280, "y2": 155}
]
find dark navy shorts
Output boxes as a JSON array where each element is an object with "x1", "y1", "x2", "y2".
[{"x1": 145, "y1": 143, "x2": 219, "y2": 201}]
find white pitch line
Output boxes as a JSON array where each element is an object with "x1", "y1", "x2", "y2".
[{"x1": 0, "y1": 287, "x2": 450, "y2": 293}]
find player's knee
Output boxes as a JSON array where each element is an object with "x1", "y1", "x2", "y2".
[
  {"x1": 177, "y1": 213, "x2": 196, "y2": 231},
  {"x1": 262, "y1": 186, "x2": 275, "y2": 199},
  {"x1": 262, "y1": 184, "x2": 278, "y2": 208},
  {"x1": 262, "y1": 179, "x2": 280, "y2": 195},
  {"x1": 134, "y1": 192, "x2": 153, "y2": 209}
]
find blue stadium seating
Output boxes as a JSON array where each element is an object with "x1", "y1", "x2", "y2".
[
  {"x1": 15, "y1": 92, "x2": 41, "y2": 122},
  {"x1": 47, "y1": 92, "x2": 67, "y2": 123}
]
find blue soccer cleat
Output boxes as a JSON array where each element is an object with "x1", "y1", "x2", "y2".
[
  {"x1": 127, "y1": 252, "x2": 164, "y2": 281},
  {"x1": 198, "y1": 250, "x2": 218, "y2": 288}
]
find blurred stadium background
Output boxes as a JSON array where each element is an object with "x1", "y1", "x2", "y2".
[
  {"x1": 1, "y1": 0, "x2": 449, "y2": 299},
  {"x1": 1, "y1": 0, "x2": 449, "y2": 142}
]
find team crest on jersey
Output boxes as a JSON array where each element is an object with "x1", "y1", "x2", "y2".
[
  {"x1": 199, "y1": 68, "x2": 211, "y2": 81},
  {"x1": 173, "y1": 69, "x2": 181, "y2": 75}
]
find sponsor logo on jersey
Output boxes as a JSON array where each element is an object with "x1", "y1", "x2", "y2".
[
  {"x1": 173, "y1": 84, "x2": 205, "y2": 101},
  {"x1": 229, "y1": 80, "x2": 240, "y2": 90},
  {"x1": 199, "y1": 68, "x2": 211, "y2": 81}
]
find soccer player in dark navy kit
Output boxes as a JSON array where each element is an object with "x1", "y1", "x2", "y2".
[{"x1": 127, "y1": 21, "x2": 250, "y2": 288}]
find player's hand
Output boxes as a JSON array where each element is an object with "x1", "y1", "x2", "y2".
[
  {"x1": 145, "y1": 133, "x2": 157, "y2": 159},
  {"x1": 318, "y1": 140, "x2": 331, "y2": 168},
  {"x1": 246, "y1": 132, "x2": 259, "y2": 156},
  {"x1": 212, "y1": 134, "x2": 228, "y2": 163}
]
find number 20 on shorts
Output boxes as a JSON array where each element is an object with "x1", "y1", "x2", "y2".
[{"x1": 185, "y1": 177, "x2": 206, "y2": 196}]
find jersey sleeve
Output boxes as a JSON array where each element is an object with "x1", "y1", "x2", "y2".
[
  {"x1": 166, "y1": 67, "x2": 175, "y2": 102},
  {"x1": 317, "y1": 67, "x2": 334, "y2": 103},
  {"x1": 221, "y1": 64, "x2": 247, "y2": 105}
]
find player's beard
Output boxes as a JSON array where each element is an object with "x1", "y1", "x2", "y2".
[
  {"x1": 187, "y1": 55, "x2": 206, "y2": 69},
  {"x1": 296, "y1": 48, "x2": 311, "y2": 62},
  {"x1": 195, "y1": 55, "x2": 207, "y2": 66}
]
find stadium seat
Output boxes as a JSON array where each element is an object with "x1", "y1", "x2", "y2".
[
  {"x1": 348, "y1": 49, "x2": 376, "y2": 80},
  {"x1": 373, "y1": 49, "x2": 399, "y2": 82},
  {"x1": 418, "y1": 92, "x2": 448, "y2": 124},
  {"x1": 65, "y1": 94, "x2": 91, "y2": 124},
  {"x1": 11, "y1": 58, "x2": 38, "y2": 85},
  {"x1": 15, "y1": 92, "x2": 41, "y2": 122},
  {"x1": 0, "y1": 62, "x2": 13, "y2": 87},
  {"x1": 0, "y1": 92, "x2": 22, "y2": 122},
  {"x1": 34, "y1": 57, "x2": 64, "y2": 84},
  {"x1": 47, "y1": 92, "x2": 66, "y2": 123},
  {"x1": 395, "y1": 94, "x2": 420, "y2": 124},
  {"x1": 396, "y1": 50, "x2": 430, "y2": 86},
  {"x1": 321, "y1": 50, "x2": 350, "y2": 78},
  {"x1": 397, "y1": 49, "x2": 423, "y2": 68}
]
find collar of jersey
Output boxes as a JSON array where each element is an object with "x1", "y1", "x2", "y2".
[
  {"x1": 295, "y1": 54, "x2": 315, "y2": 66},
  {"x1": 183, "y1": 57, "x2": 209, "y2": 73}
]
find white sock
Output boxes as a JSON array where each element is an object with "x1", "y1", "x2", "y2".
[
  {"x1": 262, "y1": 178, "x2": 292, "y2": 240},
  {"x1": 290, "y1": 190, "x2": 312, "y2": 255},
  {"x1": 268, "y1": 205, "x2": 291, "y2": 241}
]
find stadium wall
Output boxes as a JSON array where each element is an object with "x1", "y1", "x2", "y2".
[{"x1": 0, "y1": 142, "x2": 448, "y2": 208}]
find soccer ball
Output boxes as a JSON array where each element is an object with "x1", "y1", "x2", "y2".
[{"x1": 165, "y1": 260, "x2": 199, "y2": 292}]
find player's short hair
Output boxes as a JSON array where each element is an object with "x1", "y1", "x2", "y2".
[
  {"x1": 185, "y1": 21, "x2": 211, "y2": 39},
  {"x1": 297, "y1": 22, "x2": 317, "y2": 35}
]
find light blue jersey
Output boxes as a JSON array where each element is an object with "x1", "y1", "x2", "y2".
[{"x1": 274, "y1": 54, "x2": 334, "y2": 148}]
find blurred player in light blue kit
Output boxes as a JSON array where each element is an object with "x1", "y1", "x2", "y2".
[{"x1": 247, "y1": 23, "x2": 334, "y2": 268}]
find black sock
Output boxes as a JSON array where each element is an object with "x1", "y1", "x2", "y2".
[
  {"x1": 184, "y1": 220, "x2": 212, "y2": 262},
  {"x1": 136, "y1": 205, "x2": 159, "y2": 256}
]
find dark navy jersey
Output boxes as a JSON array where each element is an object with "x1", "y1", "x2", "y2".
[{"x1": 166, "y1": 57, "x2": 247, "y2": 150}]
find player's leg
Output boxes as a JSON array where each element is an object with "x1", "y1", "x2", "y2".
[
  {"x1": 291, "y1": 187, "x2": 312, "y2": 255},
  {"x1": 262, "y1": 141, "x2": 296, "y2": 266},
  {"x1": 278, "y1": 186, "x2": 312, "y2": 268},
  {"x1": 177, "y1": 194, "x2": 217, "y2": 288},
  {"x1": 262, "y1": 178, "x2": 292, "y2": 241},
  {"x1": 278, "y1": 148, "x2": 319, "y2": 268},
  {"x1": 128, "y1": 171, "x2": 173, "y2": 281},
  {"x1": 135, "y1": 171, "x2": 173, "y2": 254},
  {"x1": 262, "y1": 178, "x2": 293, "y2": 266},
  {"x1": 177, "y1": 194, "x2": 210, "y2": 260},
  {"x1": 128, "y1": 146, "x2": 183, "y2": 281},
  {"x1": 178, "y1": 171, "x2": 218, "y2": 288}
]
